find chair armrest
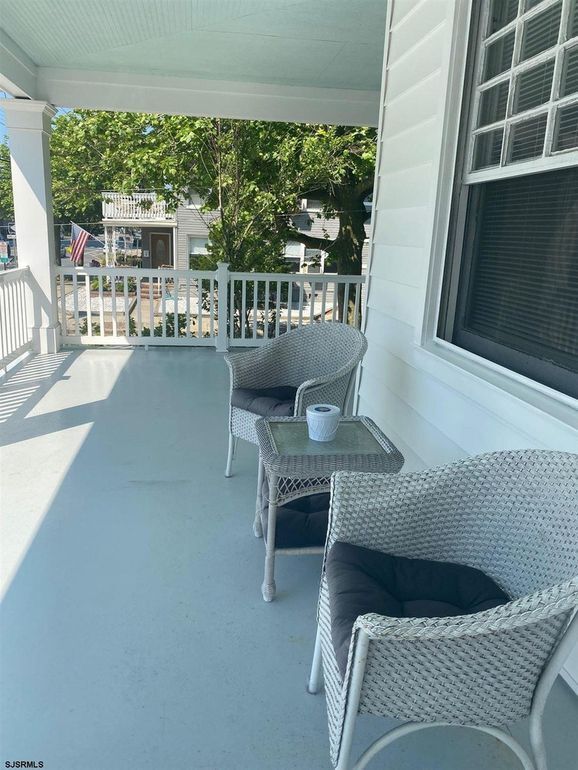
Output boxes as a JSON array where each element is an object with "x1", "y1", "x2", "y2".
[
  {"x1": 353, "y1": 578, "x2": 578, "y2": 641},
  {"x1": 294, "y1": 359, "x2": 359, "y2": 414}
]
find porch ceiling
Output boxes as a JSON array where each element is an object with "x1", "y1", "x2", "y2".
[{"x1": 0, "y1": 0, "x2": 387, "y2": 126}]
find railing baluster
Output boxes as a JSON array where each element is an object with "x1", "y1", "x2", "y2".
[
  {"x1": 135, "y1": 272, "x2": 141, "y2": 336},
  {"x1": 332, "y1": 280, "x2": 338, "y2": 321},
  {"x1": 320, "y1": 280, "x2": 327, "y2": 322},
  {"x1": 186, "y1": 274, "x2": 191, "y2": 338},
  {"x1": 287, "y1": 280, "x2": 292, "y2": 331},
  {"x1": 174, "y1": 275, "x2": 179, "y2": 339},
  {"x1": 275, "y1": 280, "x2": 281, "y2": 337},
  {"x1": 161, "y1": 275, "x2": 166, "y2": 337},
  {"x1": 197, "y1": 276, "x2": 203, "y2": 338},
  {"x1": 229, "y1": 277, "x2": 235, "y2": 340},
  {"x1": 122, "y1": 275, "x2": 130, "y2": 337},
  {"x1": 98, "y1": 274, "x2": 105, "y2": 337},
  {"x1": 111, "y1": 272, "x2": 118, "y2": 337},
  {"x1": 253, "y1": 281, "x2": 259, "y2": 340},
  {"x1": 209, "y1": 277, "x2": 215, "y2": 340},
  {"x1": 85, "y1": 273, "x2": 92, "y2": 337},
  {"x1": 309, "y1": 280, "x2": 315, "y2": 325},
  {"x1": 264, "y1": 279, "x2": 270, "y2": 338},
  {"x1": 7, "y1": 281, "x2": 15, "y2": 354},
  {"x1": 343, "y1": 282, "x2": 350, "y2": 325},
  {"x1": 72, "y1": 271, "x2": 79, "y2": 335},
  {"x1": 148, "y1": 272, "x2": 154, "y2": 336},
  {"x1": 241, "y1": 279, "x2": 247, "y2": 340},
  {"x1": 15, "y1": 281, "x2": 21, "y2": 350},
  {"x1": 298, "y1": 279, "x2": 304, "y2": 327},
  {"x1": 354, "y1": 283, "x2": 361, "y2": 327},
  {"x1": 59, "y1": 272, "x2": 66, "y2": 337},
  {"x1": 0, "y1": 284, "x2": 6, "y2": 362}
]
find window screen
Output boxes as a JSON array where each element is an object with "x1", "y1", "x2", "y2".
[{"x1": 452, "y1": 168, "x2": 578, "y2": 395}]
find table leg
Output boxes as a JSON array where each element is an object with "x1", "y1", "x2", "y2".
[
  {"x1": 253, "y1": 457, "x2": 264, "y2": 538},
  {"x1": 262, "y1": 471, "x2": 278, "y2": 602}
]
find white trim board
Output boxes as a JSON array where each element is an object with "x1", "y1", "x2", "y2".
[{"x1": 35, "y1": 68, "x2": 380, "y2": 127}]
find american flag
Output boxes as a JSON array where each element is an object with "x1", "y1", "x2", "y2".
[{"x1": 70, "y1": 222, "x2": 90, "y2": 265}]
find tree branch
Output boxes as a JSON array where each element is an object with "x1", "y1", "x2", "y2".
[{"x1": 283, "y1": 228, "x2": 334, "y2": 251}]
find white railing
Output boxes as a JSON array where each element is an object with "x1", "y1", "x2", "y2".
[
  {"x1": 101, "y1": 192, "x2": 174, "y2": 221},
  {"x1": 0, "y1": 267, "x2": 32, "y2": 368},
  {"x1": 56, "y1": 266, "x2": 218, "y2": 346},
  {"x1": 228, "y1": 271, "x2": 365, "y2": 346},
  {"x1": 55, "y1": 264, "x2": 366, "y2": 349}
]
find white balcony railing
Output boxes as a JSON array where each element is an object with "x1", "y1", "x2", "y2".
[
  {"x1": 101, "y1": 192, "x2": 174, "y2": 221},
  {"x1": 55, "y1": 265, "x2": 365, "y2": 349},
  {"x1": 0, "y1": 267, "x2": 32, "y2": 369}
]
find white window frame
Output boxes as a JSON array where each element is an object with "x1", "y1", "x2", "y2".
[
  {"x1": 188, "y1": 236, "x2": 208, "y2": 257},
  {"x1": 466, "y1": 0, "x2": 578, "y2": 183},
  {"x1": 418, "y1": 0, "x2": 578, "y2": 416}
]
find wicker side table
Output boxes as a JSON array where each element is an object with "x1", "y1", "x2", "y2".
[{"x1": 254, "y1": 416, "x2": 404, "y2": 601}]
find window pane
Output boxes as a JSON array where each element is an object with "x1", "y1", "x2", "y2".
[
  {"x1": 473, "y1": 129, "x2": 504, "y2": 169},
  {"x1": 508, "y1": 114, "x2": 547, "y2": 161},
  {"x1": 513, "y1": 59, "x2": 554, "y2": 114},
  {"x1": 525, "y1": 0, "x2": 544, "y2": 9},
  {"x1": 488, "y1": 0, "x2": 518, "y2": 35},
  {"x1": 478, "y1": 81, "x2": 509, "y2": 126},
  {"x1": 484, "y1": 32, "x2": 515, "y2": 80},
  {"x1": 561, "y1": 45, "x2": 578, "y2": 96},
  {"x1": 189, "y1": 237, "x2": 208, "y2": 255},
  {"x1": 454, "y1": 168, "x2": 578, "y2": 395},
  {"x1": 554, "y1": 102, "x2": 578, "y2": 150},
  {"x1": 285, "y1": 240, "x2": 302, "y2": 257},
  {"x1": 520, "y1": 3, "x2": 562, "y2": 61}
]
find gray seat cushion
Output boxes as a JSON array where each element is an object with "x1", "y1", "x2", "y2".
[
  {"x1": 231, "y1": 385, "x2": 297, "y2": 416},
  {"x1": 327, "y1": 542, "x2": 509, "y2": 678},
  {"x1": 261, "y1": 476, "x2": 329, "y2": 548}
]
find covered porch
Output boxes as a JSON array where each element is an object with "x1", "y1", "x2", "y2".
[
  {"x1": 1, "y1": 347, "x2": 577, "y2": 769},
  {"x1": 1, "y1": 1, "x2": 578, "y2": 767}
]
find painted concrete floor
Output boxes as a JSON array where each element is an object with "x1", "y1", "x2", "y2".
[{"x1": 1, "y1": 348, "x2": 577, "y2": 770}]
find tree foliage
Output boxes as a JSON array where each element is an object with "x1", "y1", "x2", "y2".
[{"x1": 0, "y1": 110, "x2": 376, "y2": 275}]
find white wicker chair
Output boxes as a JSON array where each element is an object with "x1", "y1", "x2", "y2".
[
  {"x1": 308, "y1": 450, "x2": 578, "y2": 770},
  {"x1": 223, "y1": 323, "x2": 367, "y2": 477}
]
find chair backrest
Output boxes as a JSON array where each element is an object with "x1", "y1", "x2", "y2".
[
  {"x1": 271, "y1": 322, "x2": 367, "y2": 387},
  {"x1": 352, "y1": 449, "x2": 578, "y2": 598},
  {"x1": 326, "y1": 451, "x2": 578, "y2": 732}
]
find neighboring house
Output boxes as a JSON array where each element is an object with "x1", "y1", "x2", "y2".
[{"x1": 101, "y1": 191, "x2": 370, "y2": 272}]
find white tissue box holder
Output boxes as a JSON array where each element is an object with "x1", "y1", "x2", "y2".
[{"x1": 306, "y1": 404, "x2": 341, "y2": 442}]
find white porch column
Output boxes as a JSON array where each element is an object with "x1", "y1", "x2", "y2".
[{"x1": 3, "y1": 100, "x2": 59, "y2": 353}]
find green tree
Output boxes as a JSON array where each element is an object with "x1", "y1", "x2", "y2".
[
  {"x1": 0, "y1": 141, "x2": 14, "y2": 222},
  {"x1": 282, "y1": 125, "x2": 376, "y2": 278},
  {"x1": 1, "y1": 111, "x2": 377, "y2": 286}
]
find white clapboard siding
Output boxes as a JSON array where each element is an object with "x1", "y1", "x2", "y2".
[{"x1": 361, "y1": 0, "x2": 578, "y2": 690}]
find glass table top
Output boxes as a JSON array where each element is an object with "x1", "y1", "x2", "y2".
[{"x1": 269, "y1": 419, "x2": 384, "y2": 457}]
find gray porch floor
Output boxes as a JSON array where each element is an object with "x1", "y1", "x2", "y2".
[{"x1": 0, "y1": 348, "x2": 576, "y2": 770}]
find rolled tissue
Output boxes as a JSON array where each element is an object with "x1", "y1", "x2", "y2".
[{"x1": 306, "y1": 404, "x2": 341, "y2": 442}]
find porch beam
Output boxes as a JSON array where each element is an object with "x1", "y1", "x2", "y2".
[
  {"x1": 3, "y1": 100, "x2": 60, "y2": 353},
  {"x1": 0, "y1": 30, "x2": 37, "y2": 98},
  {"x1": 36, "y1": 68, "x2": 379, "y2": 127}
]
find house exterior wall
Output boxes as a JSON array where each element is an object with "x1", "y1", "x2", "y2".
[
  {"x1": 361, "y1": 0, "x2": 578, "y2": 689},
  {"x1": 174, "y1": 202, "x2": 370, "y2": 272},
  {"x1": 175, "y1": 205, "x2": 218, "y2": 270}
]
